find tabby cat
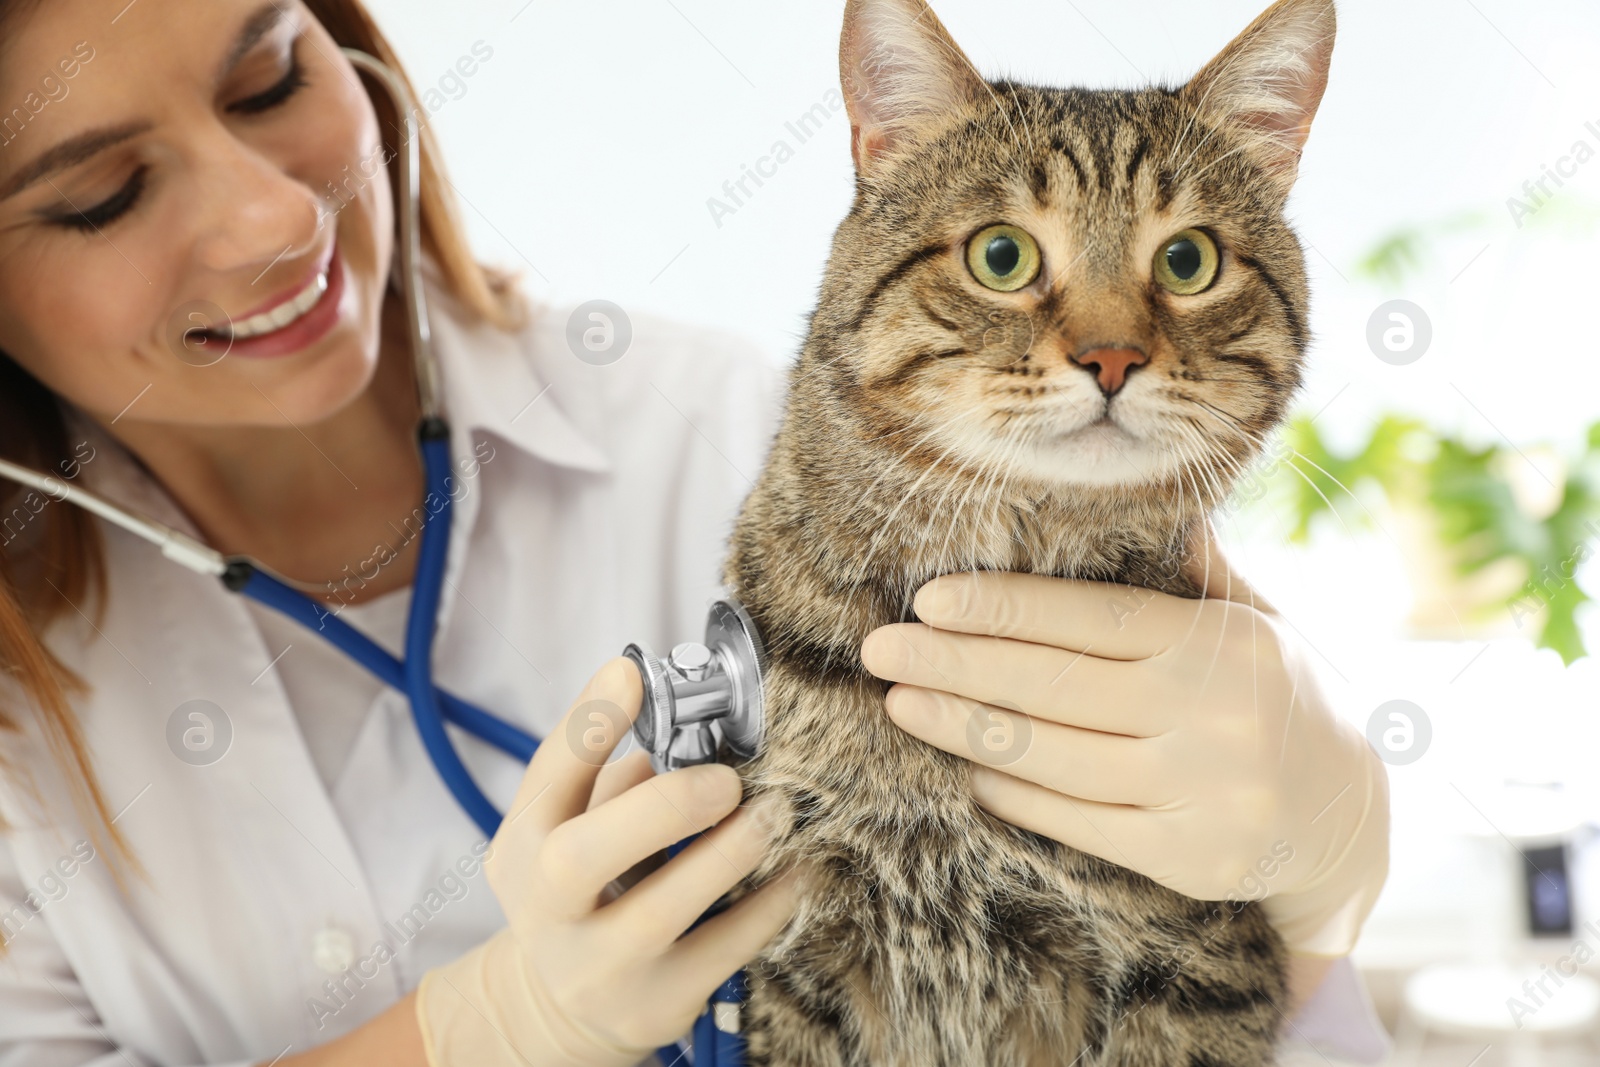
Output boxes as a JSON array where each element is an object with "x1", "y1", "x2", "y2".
[{"x1": 719, "y1": 0, "x2": 1336, "y2": 1063}]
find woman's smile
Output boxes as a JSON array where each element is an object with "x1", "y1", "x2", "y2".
[{"x1": 198, "y1": 234, "x2": 348, "y2": 359}]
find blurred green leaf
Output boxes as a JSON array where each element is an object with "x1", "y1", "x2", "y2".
[
  {"x1": 1276, "y1": 415, "x2": 1427, "y2": 542},
  {"x1": 1519, "y1": 195, "x2": 1600, "y2": 238},
  {"x1": 1350, "y1": 209, "x2": 1495, "y2": 287},
  {"x1": 1251, "y1": 417, "x2": 1600, "y2": 665},
  {"x1": 1268, "y1": 202, "x2": 1600, "y2": 664}
]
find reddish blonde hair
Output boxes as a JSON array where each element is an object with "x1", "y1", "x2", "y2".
[{"x1": 0, "y1": 0, "x2": 530, "y2": 906}]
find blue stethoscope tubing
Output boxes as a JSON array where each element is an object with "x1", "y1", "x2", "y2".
[
  {"x1": 230, "y1": 418, "x2": 736, "y2": 1066},
  {"x1": 222, "y1": 419, "x2": 527, "y2": 836}
]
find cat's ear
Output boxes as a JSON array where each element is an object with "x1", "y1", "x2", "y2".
[
  {"x1": 839, "y1": 0, "x2": 988, "y2": 173},
  {"x1": 1179, "y1": 0, "x2": 1336, "y2": 191}
]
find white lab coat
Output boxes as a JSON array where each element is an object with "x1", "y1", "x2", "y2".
[{"x1": 0, "y1": 262, "x2": 1389, "y2": 1065}]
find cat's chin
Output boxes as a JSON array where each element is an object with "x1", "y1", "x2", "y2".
[{"x1": 1023, "y1": 422, "x2": 1182, "y2": 488}]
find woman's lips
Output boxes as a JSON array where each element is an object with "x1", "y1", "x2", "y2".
[
  {"x1": 234, "y1": 237, "x2": 338, "y2": 323},
  {"x1": 204, "y1": 241, "x2": 346, "y2": 360}
]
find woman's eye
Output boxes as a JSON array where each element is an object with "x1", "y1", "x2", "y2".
[
  {"x1": 1153, "y1": 228, "x2": 1220, "y2": 295},
  {"x1": 49, "y1": 166, "x2": 148, "y2": 232},
  {"x1": 966, "y1": 224, "x2": 1042, "y2": 292},
  {"x1": 46, "y1": 43, "x2": 307, "y2": 233},
  {"x1": 227, "y1": 42, "x2": 308, "y2": 116}
]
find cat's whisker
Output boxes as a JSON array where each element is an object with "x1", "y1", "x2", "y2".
[
  {"x1": 815, "y1": 410, "x2": 995, "y2": 678},
  {"x1": 1164, "y1": 61, "x2": 1232, "y2": 172},
  {"x1": 857, "y1": 413, "x2": 976, "y2": 504},
  {"x1": 1186, "y1": 495, "x2": 1240, "y2": 709},
  {"x1": 1283, "y1": 449, "x2": 1470, "y2": 636},
  {"x1": 1184, "y1": 140, "x2": 1259, "y2": 186},
  {"x1": 851, "y1": 417, "x2": 995, "y2": 630},
  {"x1": 1165, "y1": 426, "x2": 1255, "y2": 619},
  {"x1": 1171, "y1": 411, "x2": 1358, "y2": 715},
  {"x1": 1183, "y1": 395, "x2": 1261, "y2": 437},
  {"x1": 1193, "y1": 433, "x2": 1250, "y2": 508},
  {"x1": 885, "y1": 445, "x2": 995, "y2": 623},
  {"x1": 858, "y1": 425, "x2": 978, "y2": 563},
  {"x1": 1279, "y1": 456, "x2": 1360, "y2": 543},
  {"x1": 1179, "y1": 375, "x2": 1275, "y2": 387},
  {"x1": 1156, "y1": 456, "x2": 1218, "y2": 661},
  {"x1": 1181, "y1": 408, "x2": 1404, "y2": 567},
  {"x1": 1184, "y1": 401, "x2": 1366, "y2": 548},
  {"x1": 1286, "y1": 450, "x2": 1393, "y2": 536},
  {"x1": 1176, "y1": 122, "x2": 1249, "y2": 183},
  {"x1": 970, "y1": 70, "x2": 1031, "y2": 160},
  {"x1": 1171, "y1": 435, "x2": 1318, "y2": 758},
  {"x1": 863, "y1": 419, "x2": 938, "y2": 445},
  {"x1": 928, "y1": 437, "x2": 1001, "y2": 577},
  {"x1": 955, "y1": 428, "x2": 1025, "y2": 571}
]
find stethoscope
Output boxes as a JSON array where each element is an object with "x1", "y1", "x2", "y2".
[{"x1": 0, "y1": 48, "x2": 765, "y2": 1067}]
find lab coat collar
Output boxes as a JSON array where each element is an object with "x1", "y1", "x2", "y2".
[{"x1": 419, "y1": 257, "x2": 611, "y2": 476}]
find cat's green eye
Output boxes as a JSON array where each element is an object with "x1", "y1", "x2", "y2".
[
  {"x1": 966, "y1": 224, "x2": 1041, "y2": 292},
  {"x1": 1153, "y1": 229, "x2": 1220, "y2": 295}
]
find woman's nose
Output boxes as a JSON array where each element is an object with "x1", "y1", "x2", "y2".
[{"x1": 188, "y1": 137, "x2": 328, "y2": 277}]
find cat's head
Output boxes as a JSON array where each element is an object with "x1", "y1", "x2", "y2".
[{"x1": 814, "y1": 0, "x2": 1335, "y2": 495}]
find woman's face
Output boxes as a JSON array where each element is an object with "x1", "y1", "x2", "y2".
[{"x1": 0, "y1": 0, "x2": 394, "y2": 428}]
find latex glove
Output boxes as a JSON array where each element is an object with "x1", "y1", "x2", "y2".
[
  {"x1": 415, "y1": 657, "x2": 800, "y2": 1067},
  {"x1": 858, "y1": 533, "x2": 1389, "y2": 958}
]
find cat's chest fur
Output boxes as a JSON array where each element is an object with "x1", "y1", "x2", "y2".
[{"x1": 716, "y1": 444, "x2": 1285, "y2": 1066}]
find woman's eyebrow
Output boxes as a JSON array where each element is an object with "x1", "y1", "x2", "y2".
[
  {"x1": 0, "y1": 121, "x2": 152, "y2": 202},
  {"x1": 216, "y1": 2, "x2": 292, "y2": 86},
  {"x1": 0, "y1": 2, "x2": 291, "y2": 204}
]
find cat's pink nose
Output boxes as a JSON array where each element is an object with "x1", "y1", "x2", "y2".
[{"x1": 1071, "y1": 346, "x2": 1149, "y2": 396}]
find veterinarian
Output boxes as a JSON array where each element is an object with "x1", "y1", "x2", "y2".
[{"x1": 0, "y1": 1, "x2": 1392, "y2": 1064}]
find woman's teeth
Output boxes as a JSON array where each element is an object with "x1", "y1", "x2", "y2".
[{"x1": 223, "y1": 269, "x2": 329, "y2": 339}]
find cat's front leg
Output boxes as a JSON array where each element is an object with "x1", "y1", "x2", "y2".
[
  {"x1": 740, "y1": 958, "x2": 867, "y2": 1067},
  {"x1": 1093, "y1": 957, "x2": 1286, "y2": 1067}
]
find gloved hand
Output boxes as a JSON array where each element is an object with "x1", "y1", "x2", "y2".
[
  {"x1": 415, "y1": 657, "x2": 800, "y2": 1067},
  {"x1": 858, "y1": 531, "x2": 1389, "y2": 958}
]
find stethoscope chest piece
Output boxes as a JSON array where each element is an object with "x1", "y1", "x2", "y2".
[{"x1": 624, "y1": 598, "x2": 767, "y2": 774}]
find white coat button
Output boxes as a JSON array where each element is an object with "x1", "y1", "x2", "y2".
[{"x1": 311, "y1": 926, "x2": 357, "y2": 975}]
